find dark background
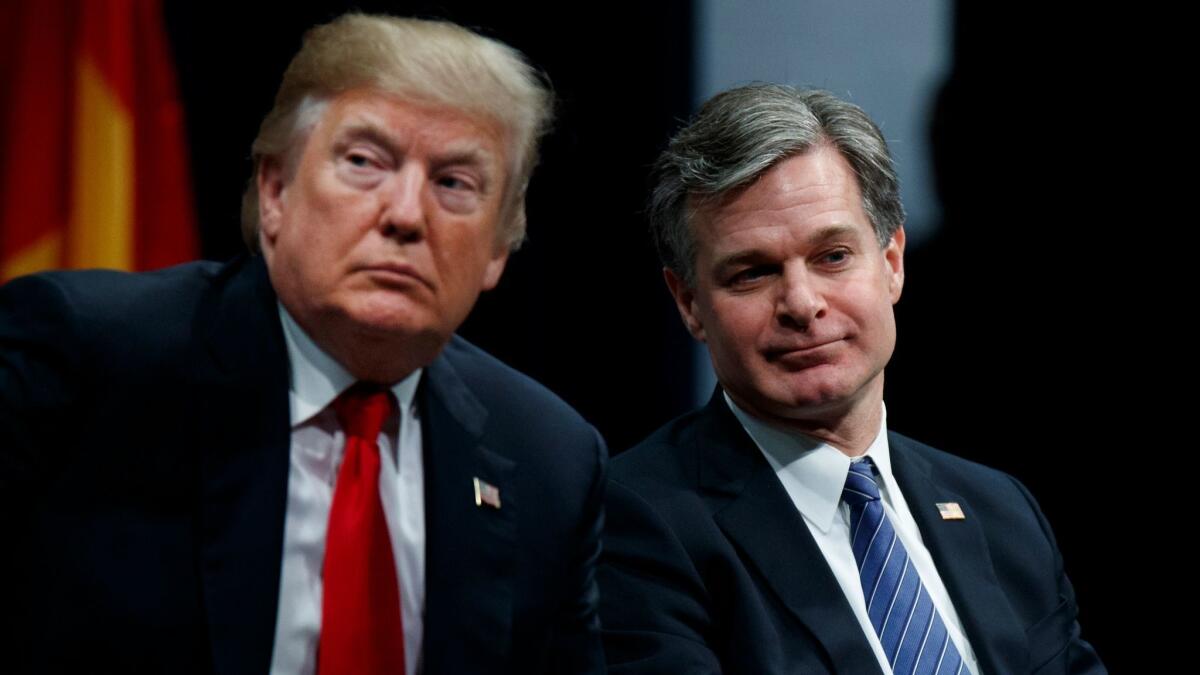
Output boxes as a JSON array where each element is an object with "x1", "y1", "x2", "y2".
[{"x1": 165, "y1": 2, "x2": 1177, "y2": 669}]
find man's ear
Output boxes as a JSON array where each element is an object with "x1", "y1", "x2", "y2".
[
  {"x1": 664, "y1": 267, "x2": 706, "y2": 342},
  {"x1": 481, "y1": 247, "x2": 509, "y2": 291},
  {"x1": 885, "y1": 225, "x2": 906, "y2": 304},
  {"x1": 256, "y1": 158, "x2": 287, "y2": 252}
]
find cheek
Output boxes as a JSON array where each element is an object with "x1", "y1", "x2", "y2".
[
  {"x1": 844, "y1": 288, "x2": 897, "y2": 350},
  {"x1": 303, "y1": 204, "x2": 375, "y2": 261},
  {"x1": 839, "y1": 278, "x2": 891, "y2": 319},
  {"x1": 706, "y1": 299, "x2": 769, "y2": 358},
  {"x1": 298, "y1": 168, "x2": 371, "y2": 224},
  {"x1": 436, "y1": 227, "x2": 498, "y2": 277}
]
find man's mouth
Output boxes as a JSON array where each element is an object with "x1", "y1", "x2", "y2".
[
  {"x1": 764, "y1": 339, "x2": 840, "y2": 365},
  {"x1": 360, "y1": 262, "x2": 433, "y2": 290}
]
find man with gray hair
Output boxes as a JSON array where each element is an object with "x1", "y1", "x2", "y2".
[
  {"x1": 599, "y1": 84, "x2": 1104, "y2": 674},
  {"x1": 1, "y1": 14, "x2": 604, "y2": 675}
]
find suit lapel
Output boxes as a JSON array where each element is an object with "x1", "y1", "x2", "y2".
[
  {"x1": 699, "y1": 395, "x2": 883, "y2": 674},
  {"x1": 420, "y1": 346, "x2": 517, "y2": 673},
  {"x1": 889, "y1": 433, "x2": 1029, "y2": 674},
  {"x1": 193, "y1": 256, "x2": 292, "y2": 675}
]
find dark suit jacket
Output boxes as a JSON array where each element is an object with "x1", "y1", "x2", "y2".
[
  {"x1": 0, "y1": 255, "x2": 606, "y2": 675},
  {"x1": 599, "y1": 392, "x2": 1104, "y2": 675}
]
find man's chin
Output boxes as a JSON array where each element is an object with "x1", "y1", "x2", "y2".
[
  {"x1": 341, "y1": 295, "x2": 425, "y2": 328},
  {"x1": 751, "y1": 378, "x2": 862, "y2": 421},
  {"x1": 353, "y1": 315, "x2": 440, "y2": 342},
  {"x1": 767, "y1": 372, "x2": 884, "y2": 423},
  {"x1": 335, "y1": 303, "x2": 442, "y2": 345}
]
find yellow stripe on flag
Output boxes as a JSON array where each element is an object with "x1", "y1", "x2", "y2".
[
  {"x1": 66, "y1": 57, "x2": 134, "y2": 270},
  {"x1": 0, "y1": 231, "x2": 63, "y2": 280}
]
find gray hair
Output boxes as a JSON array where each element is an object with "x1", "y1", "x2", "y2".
[
  {"x1": 648, "y1": 84, "x2": 904, "y2": 285},
  {"x1": 241, "y1": 13, "x2": 554, "y2": 252}
]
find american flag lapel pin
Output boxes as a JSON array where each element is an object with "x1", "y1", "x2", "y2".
[
  {"x1": 936, "y1": 502, "x2": 965, "y2": 520},
  {"x1": 473, "y1": 477, "x2": 502, "y2": 509}
]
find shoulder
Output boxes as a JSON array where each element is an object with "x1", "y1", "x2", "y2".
[
  {"x1": 884, "y1": 435, "x2": 1104, "y2": 670},
  {"x1": 0, "y1": 260, "x2": 226, "y2": 346},
  {"x1": 436, "y1": 335, "x2": 606, "y2": 472},
  {"x1": 610, "y1": 396, "x2": 752, "y2": 502},
  {"x1": 439, "y1": 335, "x2": 597, "y2": 438},
  {"x1": 0, "y1": 260, "x2": 233, "y2": 378},
  {"x1": 431, "y1": 337, "x2": 607, "y2": 559},
  {"x1": 610, "y1": 407, "x2": 710, "y2": 490},
  {"x1": 604, "y1": 403, "x2": 743, "y2": 549},
  {"x1": 1, "y1": 259, "x2": 225, "y2": 319},
  {"x1": 890, "y1": 431, "x2": 1030, "y2": 495},
  {"x1": 602, "y1": 405, "x2": 726, "y2": 557},
  {"x1": 888, "y1": 430, "x2": 1015, "y2": 484},
  {"x1": 888, "y1": 430, "x2": 1055, "y2": 540}
]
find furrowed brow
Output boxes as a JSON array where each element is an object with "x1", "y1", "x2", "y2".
[
  {"x1": 713, "y1": 249, "x2": 774, "y2": 274},
  {"x1": 806, "y1": 224, "x2": 861, "y2": 246},
  {"x1": 334, "y1": 123, "x2": 399, "y2": 152}
]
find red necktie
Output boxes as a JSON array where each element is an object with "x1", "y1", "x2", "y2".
[{"x1": 318, "y1": 384, "x2": 406, "y2": 674}]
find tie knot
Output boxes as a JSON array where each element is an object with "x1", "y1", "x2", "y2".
[
  {"x1": 332, "y1": 383, "x2": 394, "y2": 441},
  {"x1": 842, "y1": 458, "x2": 882, "y2": 506}
]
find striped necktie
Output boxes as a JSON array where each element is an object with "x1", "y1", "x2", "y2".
[{"x1": 843, "y1": 459, "x2": 965, "y2": 675}]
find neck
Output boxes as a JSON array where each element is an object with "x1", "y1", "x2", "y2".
[
  {"x1": 299, "y1": 312, "x2": 441, "y2": 385},
  {"x1": 729, "y1": 379, "x2": 885, "y2": 457}
]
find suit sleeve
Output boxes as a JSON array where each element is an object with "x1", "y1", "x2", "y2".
[
  {"x1": 0, "y1": 274, "x2": 87, "y2": 510},
  {"x1": 0, "y1": 274, "x2": 90, "y2": 668},
  {"x1": 545, "y1": 425, "x2": 609, "y2": 674},
  {"x1": 1008, "y1": 475, "x2": 1107, "y2": 675},
  {"x1": 599, "y1": 479, "x2": 723, "y2": 675}
]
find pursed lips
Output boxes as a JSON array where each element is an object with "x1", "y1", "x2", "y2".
[
  {"x1": 763, "y1": 338, "x2": 842, "y2": 363},
  {"x1": 358, "y1": 262, "x2": 435, "y2": 291}
]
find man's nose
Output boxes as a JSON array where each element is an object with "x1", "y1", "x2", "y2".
[
  {"x1": 379, "y1": 164, "x2": 426, "y2": 243},
  {"x1": 776, "y1": 265, "x2": 826, "y2": 330}
]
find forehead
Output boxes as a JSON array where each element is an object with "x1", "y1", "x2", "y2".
[
  {"x1": 308, "y1": 89, "x2": 510, "y2": 165},
  {"x1": 692, "y1": 145, "x2": 872, "y2": 254}
]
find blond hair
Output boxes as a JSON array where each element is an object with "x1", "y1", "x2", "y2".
[{"x1": 241, "y1": 13, "x2": 554, "y2": 251}]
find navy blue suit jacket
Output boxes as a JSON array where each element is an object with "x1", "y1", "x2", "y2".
[
  {"x1": 599, "y1": 392, "x2": 1104, "y2": 675},
  {"x1": 0, "y1": 256, "x2": 606, "y2": 674}
]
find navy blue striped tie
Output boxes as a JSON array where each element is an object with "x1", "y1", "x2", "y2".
[{"x1": 843, "y1": 459, "x2": 965, "y2": 675}]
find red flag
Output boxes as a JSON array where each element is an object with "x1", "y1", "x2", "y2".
[{"x1": 0, "y1": 0, "x2": 197, "y2": 282}]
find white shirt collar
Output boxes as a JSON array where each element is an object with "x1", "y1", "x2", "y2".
[
  {"x1": 278, "y1": 304, "x2": 422, "y2": 427},
  {"x1": 724, "y1": 392, "x2": 892, "y2": 534}
]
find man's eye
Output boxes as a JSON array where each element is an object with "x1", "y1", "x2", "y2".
[
  {"x1": 346, "y1": 153, "x2": 372, "y2": 167},
  {"x1": 729, "y1": 265, "x2": 773, "y2": 286},
  {"x1": 437, "y1": 175, "x2": 476, "y2": 191},
  {"x1": 820, "y1": 249, "x2": 851, "y2": 265}
]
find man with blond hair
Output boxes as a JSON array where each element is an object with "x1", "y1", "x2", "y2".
[{"x1": 1, "y1": 14, "x2": 605, "y2": 675}]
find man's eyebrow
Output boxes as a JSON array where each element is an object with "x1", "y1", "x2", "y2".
[
  {"x1": 334, "y1": 122, "x2": 398, "y2": 151},
  {"x1": 431, "y1": 145, "x2": 495, "y2": 169},
  {"x1": 713, "y1": 249, "x2": 772, "y2": 272},
  {"x1": 806, "y1": 224, "x2": 861, "y2": 245},
  {"x1": 335, "y1": 122, "x2": 496, "y2": 167},
  {"x1": 710, "y1": 224, "x2": 865, "y2": 272}
]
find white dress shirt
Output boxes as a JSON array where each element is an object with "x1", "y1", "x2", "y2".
[
  {"x1": 726, "y1": 394, "x2": 981, "y2": 675},
  {"x1": 269, "y1": 306, "x2": 426, "y2": 675}
]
